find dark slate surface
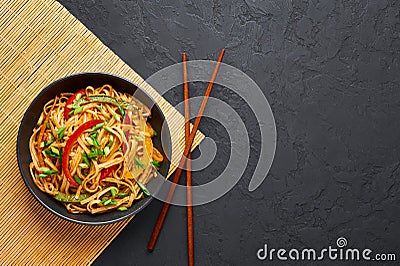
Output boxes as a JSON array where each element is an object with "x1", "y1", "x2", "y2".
[{"x1": 57, "y1": 0, "x2": 400, "y2": 265}]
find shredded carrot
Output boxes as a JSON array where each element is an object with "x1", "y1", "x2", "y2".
[{"x1": 152, "y1": 147, "x2": 163, "y2": 162}]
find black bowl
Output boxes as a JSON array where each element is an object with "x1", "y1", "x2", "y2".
[{"x1": 17, "y1": 72, "x2": 171, "y2": 225}]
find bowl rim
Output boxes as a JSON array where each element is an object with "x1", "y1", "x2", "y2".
[{"x1": 17, "y1": 72, "x2": 171, "y2": 225}]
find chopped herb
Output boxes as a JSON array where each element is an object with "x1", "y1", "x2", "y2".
[
  {"x1": 89, "y1": 131, "x2": 98, "y2": 137},
  {"x1": 73, "y1": 175, "x2": 82, "y2": 185},
  {"x1": 91, "y1": 122, "x2": 104, "y2": 131},
  {"x1": 44, "y1": 149, "x2": 61, "y2": 159},
  {"x1": 96, "y1": 148, "x2": 105, "y2": 156},
  {"x1": 56, "y1": 126, "x2": 66, "y2": 140},
  {"x1": 68, "y1": 110, "x2": 74, "y2": 116},
  {"x1": 86, "y1": 136, "x2": 94, "y2": 146},
  {"x1": 88, "y1": 147, "x2": 104, "y2": 158},
  {"x1": 107, "y1": 135, "x2": 114, "y2": 147},
  {"x1": 104, "y1": 126, "x2": 118, "y2": 136},
  {"x1": 93, "y1": 137, "x2": 101, "y2": 147},
  {"x1": 40, "y1": 137, "x2": 55, "y2": 148},
  {"x1": 79, "y1": 163, "x2": 89, "y2": 169},
  {"x1": 112, "y1": 111, "x2": 120, "y2": 121},
  {"x1": 88, "y1": 134, "x2": 100, "y2": 147},
  {"x1": 38, "y1": 168, "x2": 58, "y2": 177},
  {"x1": 100, "y1": 199, "x2": 108, "y2": 204},
  {"x1": 55, "y1": 126, "x2": 65, "y2": 135},
  {"x1": 135, "y1": 165, "x2": 139, "y2": 171},
  {"x1": 73, "y1": 106, "x2": 83, "y2": 114},
  {"x1": 82, "y1": 152, "x2": 90, "y2": 166},
  {"x1": 44, "y1": 169, "x2": 59, "y2": 175},
  {"x1": 118, "y1": 147, "x2": 122, "y2": 152},
  {"x1": 135, "y1": 135, "x2": 144, "y2": 142},
  {"x1": 117, "y1": 192, "x2": 129, "y2": 197},
  {"x1": 104, "y1": 126, "x2": 114, "y2": 134},
  {"x1": 151, "y1": 160, "x2": 161, "y2": 169},
  {"x1": 153, "y1": 129, "x2": 158, "y2": 136},
  {"x1": 137, "y1": 181, "x2": 150, "y2": 196},
  {"x1": 51, "y1": 147, "x2": 60, "y2": 156},
  {"x1": 104, "y1": 146, "x2": 110, "y2": 156},
  {"x1": 39, "y1": 167, "x2": 50, "y2": 172},
  {"x1": 44, "y1": 139, "x2": 54, "y2": 147},
  {"x1": 102, "y1": 198, "x2": 116, "y2": 206},
  {"x1": 118, "y1": 105, "x2": 125, "y2": 119},
  {"x1": 99, "y1": 104, "x2": 103, "y2": 110},
  {"x1": 110, "y1": 188, "x2": 117, "y2": 197},
  {"x1": 88, "y1": 152, "x2": 98, "y2": 159},
  {"x1": 117, "y1": 206, "x2": 128, "y2": 211},
  {"x1": 58, "y1": 131, "x2": 65, "y2": 140},
  {"x1": 75, "y1": 93, "x2": 82, "y2": 101},
  {"x1": 134, "y1": 157, "x2": 145, "y2": 169},
  {"x1": 46, "y1": 122, "x2": 50, "y2": 129}
]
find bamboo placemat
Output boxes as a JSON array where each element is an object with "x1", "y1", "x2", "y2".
[{"x1": 0, "y1": 0, "x2": 204, "y2": 265}]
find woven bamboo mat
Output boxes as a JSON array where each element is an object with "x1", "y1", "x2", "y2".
[{"x1": 0, "y1": 0, "x2": 204, "y2": 265}]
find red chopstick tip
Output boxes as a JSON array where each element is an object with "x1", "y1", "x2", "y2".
[
  {"x1": 147, "y1": 234, "x2": 157, "y2": 251},
  {"x1": 182, "y1": 53, "x2": 187, "y2": 61},
  {"x1": 147, "y1": 240, "x2": 154, "y2": 251},
  {"x1": 219, "y1": 48, "x2": 225, "y2": 59}
]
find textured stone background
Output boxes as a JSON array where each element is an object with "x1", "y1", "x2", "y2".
[{"x1": 58, "y1": 0, "x2": 400, "y2": 265}]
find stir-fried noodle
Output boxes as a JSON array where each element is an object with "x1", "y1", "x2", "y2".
[{"x1": 29, "y1": 85, "x2": 163, "y2": 214}]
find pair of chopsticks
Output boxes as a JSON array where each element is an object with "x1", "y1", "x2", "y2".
[{"x1": 148, "y1": 49, "x2": 225, "y2": 266}]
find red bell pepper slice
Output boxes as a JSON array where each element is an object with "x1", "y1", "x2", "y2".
[
  {"x1": 100, "y1": 164, "x2": 117, "y2": 180},
  {"x1": 64, "y1": 89, "x2": 86, "y2": 120},
  {"x1": 62, "y1": 119, "x2": 103, "y2": 187}
]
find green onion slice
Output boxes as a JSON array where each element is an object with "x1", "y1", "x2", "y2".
[
  {"x1": 137, "y1": 181, "x2": 150, "y2": 196},
  {"x1": 73, "y1": 175, "x2": 82, "y2": 185}
]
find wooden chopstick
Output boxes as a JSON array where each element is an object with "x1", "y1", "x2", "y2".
[
  {"x1": 147, "y1": 48, "x2": 225, "y2": 251},
  {"x1": 182, "y1": 53, "x2": 194, "y2": 266}
]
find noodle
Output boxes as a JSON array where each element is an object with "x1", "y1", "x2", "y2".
[{"x1": 29, "y1": 85, "x2": 163, "y2": 214}]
